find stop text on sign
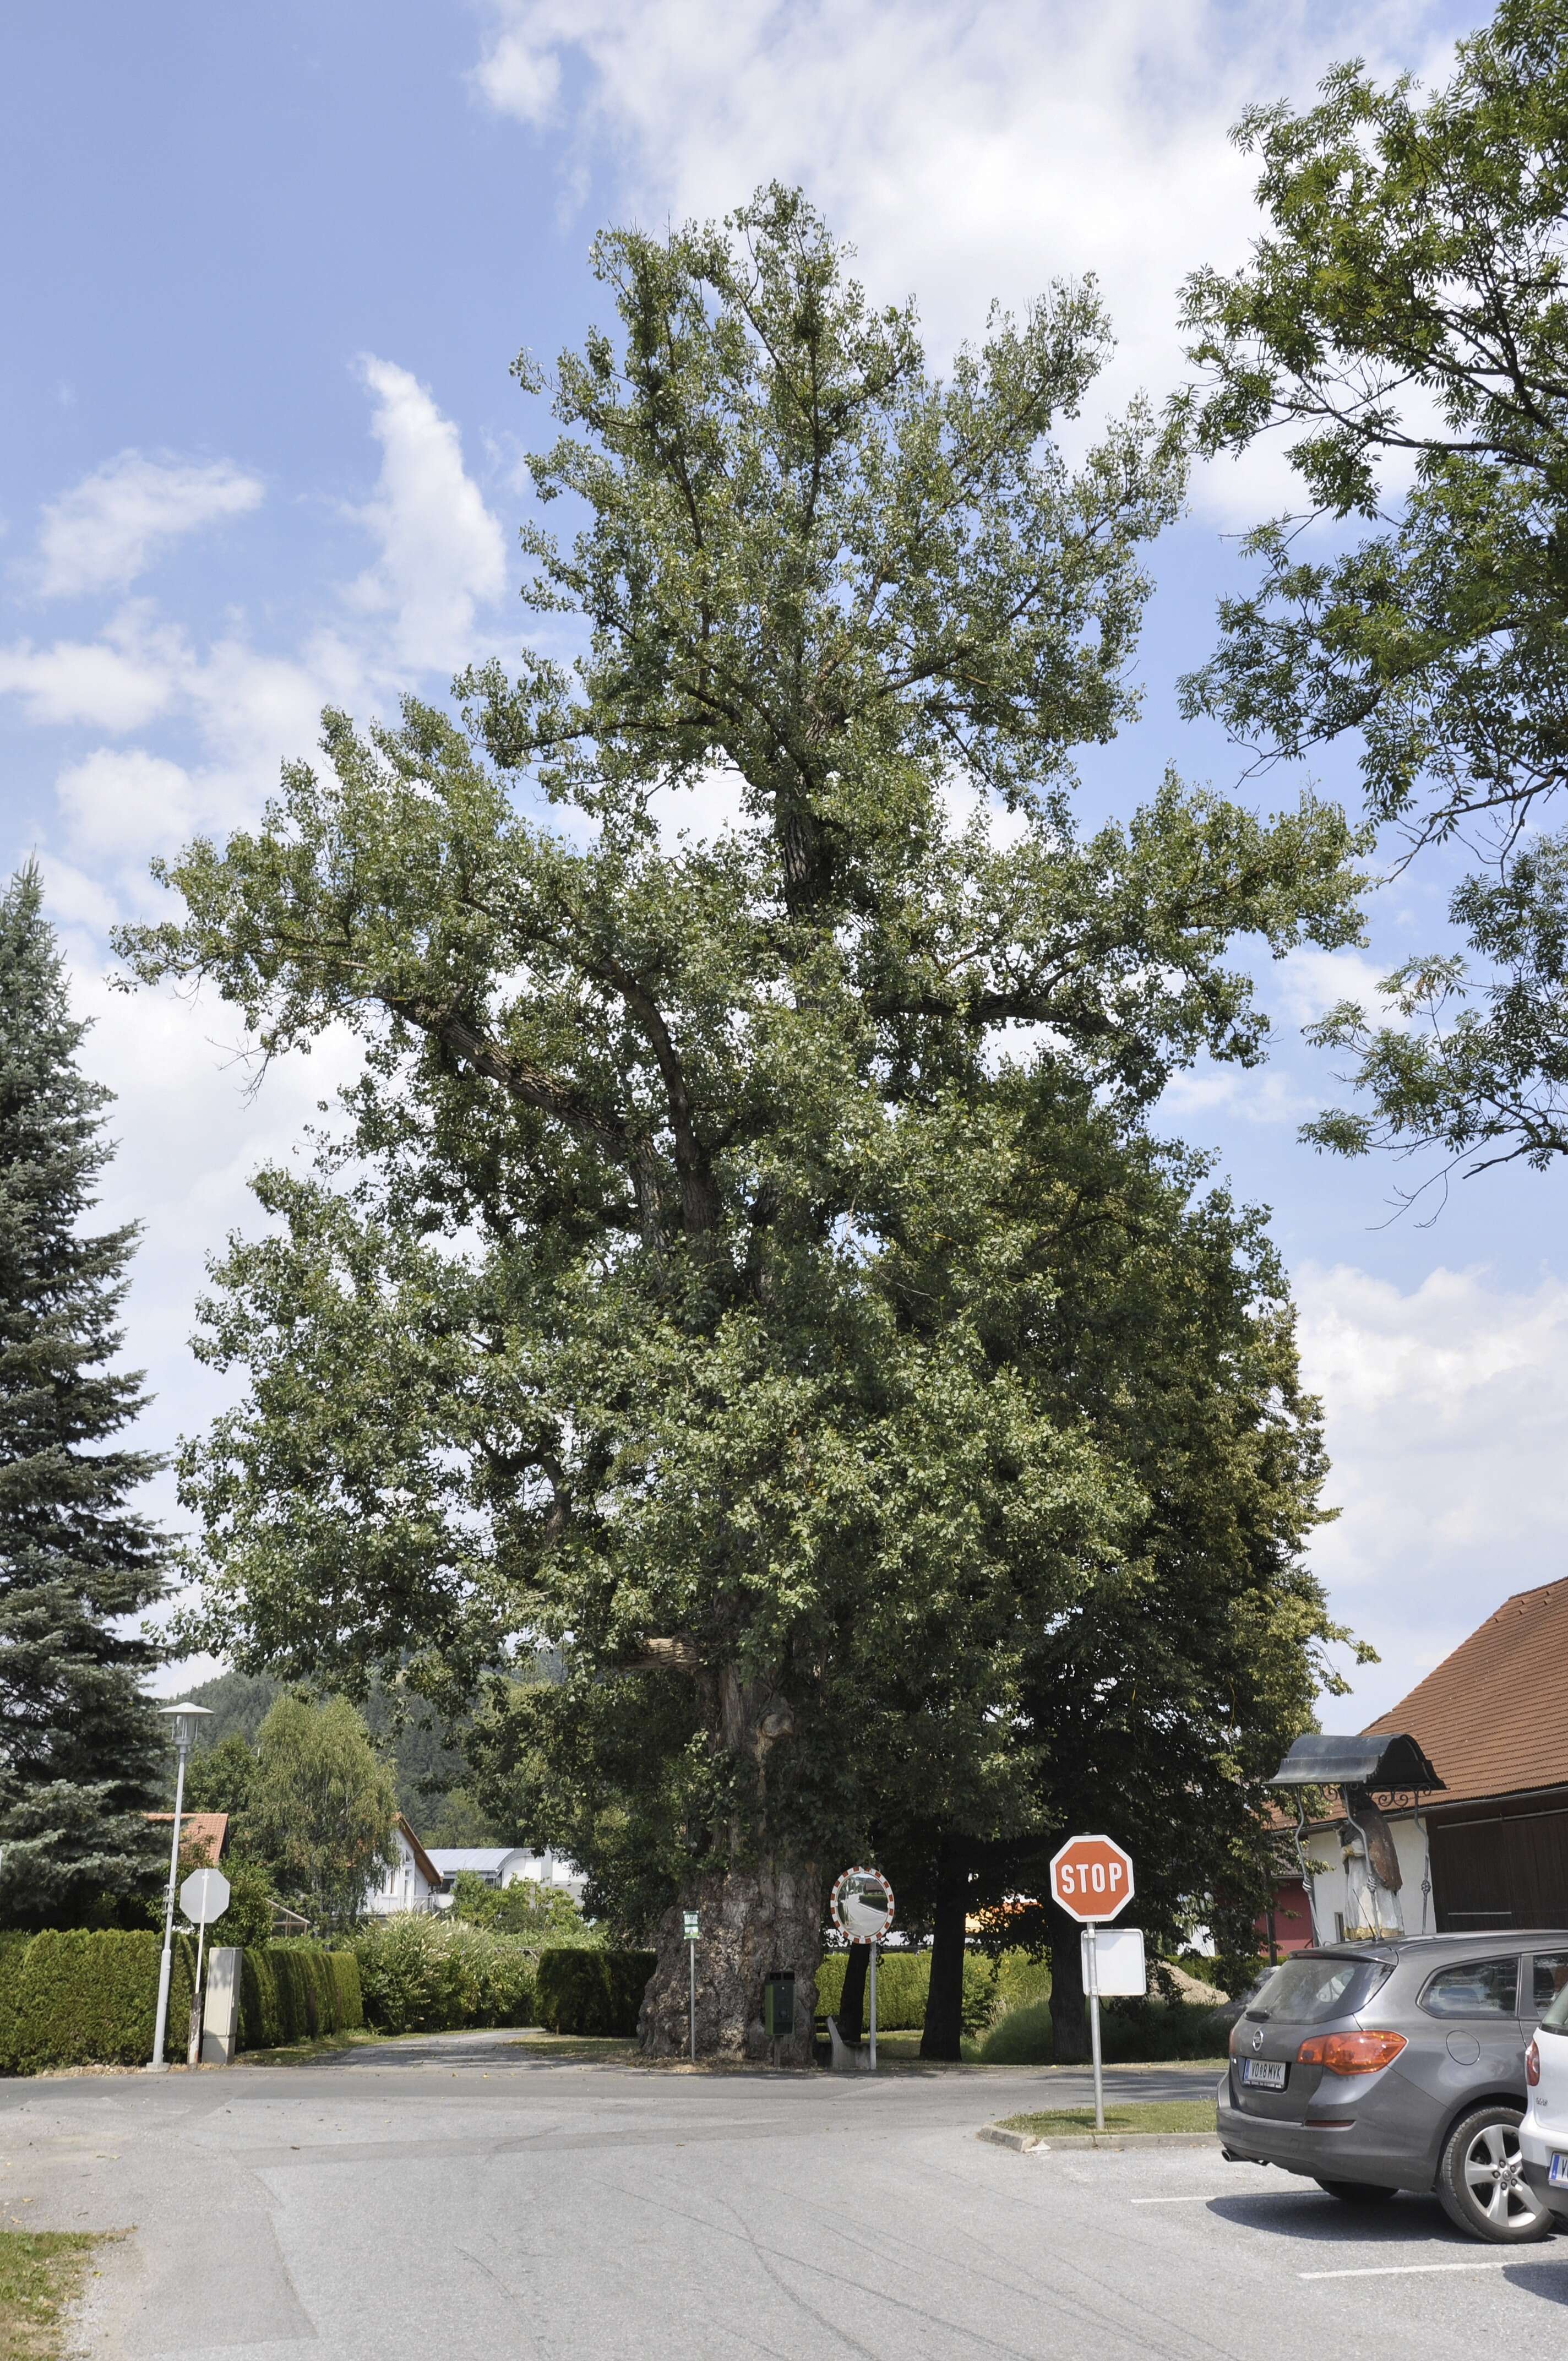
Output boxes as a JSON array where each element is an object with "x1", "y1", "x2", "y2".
[{"x1": 1049, "y1": 1834, "x2": 1135, "y2": 1923}]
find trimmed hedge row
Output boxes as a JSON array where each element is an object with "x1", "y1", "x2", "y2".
[
  {"x1": 978, "y1": 1994, "x2": 1229, "y2": 2065},
  {"x1": 351, "y1": 1913, "x2": 536, "y2": 2035},
  {"x1": 815, "y1": 1949, "x2": 1014, "y2": 2035},
  {"x1": 0, "y1": 1929, "x2": 196, "y2": 2072},
  {"x1": 535, "y1": 1946, "x2": 654, "y2": 2037},
  {"x1": 237, "y1": 1943, "x2": 363, "y2": 2050}
]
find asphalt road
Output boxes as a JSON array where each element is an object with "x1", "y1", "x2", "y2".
[{"x1": 7, "y1": 2029, "x2": 1568, "y2": 2359}]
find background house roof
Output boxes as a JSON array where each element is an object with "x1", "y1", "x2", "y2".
[
  {"x1": 1366, "y1": 1575, "x2": 1568, "y2": 1806},
  {"x1": 147, "y1": 1810, "x2": 227, "y2": 1864},
  {"x1": 425, "y1": 1848, "x2": 535, "y2": 1873},
  {"x1": 395, "y1": 1815, "x2": 441, "y2": 1887}
]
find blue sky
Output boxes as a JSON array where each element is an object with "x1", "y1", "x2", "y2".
[{"x1": 4, "y1": 0, "x2": 1558, "y2": 1729}]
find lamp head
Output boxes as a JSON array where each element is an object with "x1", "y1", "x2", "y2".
[{"x1": 159, "y1": 1700, "x2": 213, "y2": 1754}]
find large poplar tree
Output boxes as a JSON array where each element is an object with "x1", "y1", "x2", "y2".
[
  {"x1": 0, "y1": 864, "x2": 169, "y2": 1927},
  {"x1": 122, "y1": 189, "x2": 1359, "y2": 2054}
]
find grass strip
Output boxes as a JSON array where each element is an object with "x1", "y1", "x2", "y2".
[
  {"x1": 504, "y1": 2034, "x2": 641, "y2": 2060},
  {"x1": 998, "y1": 2098, "x2": 1216, "y2": 2136},
  {"x1": 0, "y1": 2231, "x2": 111, "y2": 2361}
]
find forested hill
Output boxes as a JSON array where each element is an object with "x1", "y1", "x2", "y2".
[{"x1": 182, "y1": 1668, "x2": 499, "y2": 1842}]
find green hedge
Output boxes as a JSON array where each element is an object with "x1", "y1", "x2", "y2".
[
  {"x1": 351, "y1": 1914, "x2": 536, "y2": 2035},
  {"x1": 237, "y1": 1943, "x2": 364, "y2": 2051},
  {"x1": 0, "y1": 1930, "x2": 195, "y2": 2074},
  {"x1": 535, "y1": 1947, "x2": 655, "y2": 2037},
  {"x1": 814, "y1": 1949, "x2": 1010, "y2": 2035},
  {"x1": 978, "y1": 1994, "x2": 1229, "y2": 2065}
]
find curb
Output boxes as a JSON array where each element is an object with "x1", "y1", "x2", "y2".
[{"x1": 978, "y1": 2123, "x2": 1221, "y2": 2153}]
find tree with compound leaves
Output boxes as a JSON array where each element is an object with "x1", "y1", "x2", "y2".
[
  {"x1": 122, "y1": 189, "x2": 1361, "y2": 2057},
  {"x1": 1182, "y1": 0, "x2": 1568, "y2": 1198},
  {"x1": 0, "y1": 863, "x2": 170, "y2": 1928}
]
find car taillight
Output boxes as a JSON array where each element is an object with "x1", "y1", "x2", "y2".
[
  {"x1": 1297, "y1": 2030, "x2": 1407, "y2": 2075},
  {"x1": 1527, "y1": 2039, "x2": 1541, "y2": 2087}
]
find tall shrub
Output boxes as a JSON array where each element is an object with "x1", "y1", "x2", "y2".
[{"x1": 352, "y1": 1914, "x2": 535, "y2": 2035}]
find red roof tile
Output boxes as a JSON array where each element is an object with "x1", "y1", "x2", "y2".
[
  {"x1": 147, "y1": 1810, "x2": 228, "y2": 1864},
  {"x1": 1365, "y1": 1575, "x2": 1568, "y2": 1806}
]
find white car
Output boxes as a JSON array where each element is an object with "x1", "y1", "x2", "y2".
[{"x1": 1518, "y1": 1977, "x2": 1568, "y2": 2222}]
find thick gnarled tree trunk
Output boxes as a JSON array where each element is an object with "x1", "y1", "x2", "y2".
[
  {"x1": 639, "y1": 1858, "x2": 821, "y2": 2064},
  {"x1": 919, "y1": 1848, "x2": 970, "y2": 2060}
]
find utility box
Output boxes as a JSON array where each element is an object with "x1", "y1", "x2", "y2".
[
  {"x1": 202, "y1": 1945, "x2": 242, "y2": 2065},
  {"x1": 762, "y1": 1972, "x2": 796, "y2": 2041}
]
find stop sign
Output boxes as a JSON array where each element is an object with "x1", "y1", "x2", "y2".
[{"x1": 1049, "y1": 1834, "x2": 1134, "y2": 1923}]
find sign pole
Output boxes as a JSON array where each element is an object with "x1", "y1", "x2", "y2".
[
  {"x1": 187, "y1": 1914, "x2": 208, "y2": 2069},
  {"x1": 868, "y1": 1940, "x2": 878, "y2": 2074},
  {"x1": 1086, "y1": 1921, "x2": 1104, "y2": 2132},
  {"x1": 683, "y1": 1910, "x2": 699, "y2": 2061},
  {"x1": 148, "y1": 1742, "x2": 188, "y2": 2073}
]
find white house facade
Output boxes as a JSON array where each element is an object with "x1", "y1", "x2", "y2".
[
  {"x1": 364, "y1": 1816, "x2": 444, "y2": 1917},
  {"x1": 427, "y1": 1846, "x2": 586, "y2": 1906}
]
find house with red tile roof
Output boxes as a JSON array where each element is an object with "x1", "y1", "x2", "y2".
[
  {"x1": 146, "y1": 1810, "x2": 228, "y2": 1867},
  {"x1": 1284, "y1": 1576, "x2": 1568, "y2": 1943}
]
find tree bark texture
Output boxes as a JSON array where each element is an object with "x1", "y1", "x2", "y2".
[
  {"x1": 920, "y1": 1864, "x2": 969, "y2": 2060},
  {"x1": 1048, "y1": 1893, "x2": 1090, "y2": 2064},
  {"x1": 835, "y1": 1943, "x2": 869, "y2": 2046},
  {"x1": 639, "y1": 1857, "x2": 821, "y2": 2063}
]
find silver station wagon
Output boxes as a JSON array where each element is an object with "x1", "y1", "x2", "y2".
[{"x1": 1217, "y1": 1932, "x2": 1568, "y2": 2242}]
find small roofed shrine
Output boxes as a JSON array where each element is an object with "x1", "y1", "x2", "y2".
[{"x1": 1271, "y1": 1732, "x2": 1445, "y2": 1944}]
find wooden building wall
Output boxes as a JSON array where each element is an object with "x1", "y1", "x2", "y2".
[{"x1": 1429, "y1": 1789, "x2": 1568, "y2": 1931}]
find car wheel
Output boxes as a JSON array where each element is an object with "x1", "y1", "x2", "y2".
[
  {"x1": 1314, "y1": 2179, "x2": 1396, "y2": 2205},
  {"x1": 1436, "y1": 2106, "x2": 1552, "y2": 2244}
]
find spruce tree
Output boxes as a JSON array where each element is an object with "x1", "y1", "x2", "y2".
[{"x1": 0, "y1": 862, "x2": 170, "y2": 1926}]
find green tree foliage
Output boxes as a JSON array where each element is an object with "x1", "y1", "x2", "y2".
[
  {"x1": 211, "y1": 1853, "x2": 278, "y2": 1949},
  {"x1": 0, "y1": 864, "x2": 170, "y2": 1929},
  {"x1": 243, "y1": 1696, "x2": 396, "y2": 1927},
  {"x1": 184, "y1": 1667, "x2": 504, "y2": 1838},
  {"x1": 181, "y1": 1731, "x2": 258, "y2": 1824},
  {"x1": 447, "y1": 1869, "x2": 595, "y2": 1943},
  {"x1": 1181, "y1": 0, "x2": 1568, "y2": 1189},
  {"x1": 119, "y1": 190, "x2": 1360, "y2": 2047}
]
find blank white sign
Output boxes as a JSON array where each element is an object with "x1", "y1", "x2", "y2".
[{"x1": 1081, "y1": 1924, "x2": 1146, "y2": 1996}]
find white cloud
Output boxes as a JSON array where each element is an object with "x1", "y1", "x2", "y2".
[
  {"x1": 1295, "y1": 1263, "x2": 1568, "y2": 1722},
  {"x1": 1162, "y1": 1062, "x2": 1313, "y2": 1128},
  {"x1": 1273, "y1": 945, "x2": 1411, "y2": 1032},
  {"x1": 0, "y1": 365, "x2": 507, "y2": 877},
  {"x1": 55, "y1": 747, "x2": 198, "y2": 864},
  {"x1": 470, "y1": 0, "x2": 1456, "y2": 524},
  {"x1": 345, "y1": 356, "x2": 508, "y2": 671},
  {"x1": 0, "y1": 605, "x2": 179, "y2": 731},
  {"x1": 36, "y1": 453, "x2": 263, "y2": 599}
]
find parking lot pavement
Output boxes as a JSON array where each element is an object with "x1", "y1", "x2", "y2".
[{"x1": 7, "y1": 2048, "x2": 1568, "y2": 2360}]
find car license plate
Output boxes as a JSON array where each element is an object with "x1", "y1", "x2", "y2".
[
  {"x1": 1550, "y1": 2155, "x2": 1568, "y2": 2188},
  {"x1": 1242, "y1": 2058, "x2": 1287, "y2": 2090}
]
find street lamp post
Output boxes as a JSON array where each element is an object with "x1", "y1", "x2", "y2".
[{"x1": 147, "y1": 1700, "x2": 212, "y2": 2073}]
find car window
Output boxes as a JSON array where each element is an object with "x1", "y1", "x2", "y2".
[
  {"x1": 1531, "y1": 1955, "x2": 1568, "y2": 2015},
  {"x1": 1418, "y1": 1959, "x2": 1520, "y2": 2017},
  {"x1": 1248, "y1": 1954, "x2": 1391, "y2": 2025}
]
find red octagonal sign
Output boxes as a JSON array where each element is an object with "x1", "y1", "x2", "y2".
[{"x1": 1049, "y1": 1834, "x2": 1134, "y2": 1923}]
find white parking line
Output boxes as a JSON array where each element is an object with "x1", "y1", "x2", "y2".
[{"x1": 1300, "y1": 2256, "x2": 1568, "y2": 2281}]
